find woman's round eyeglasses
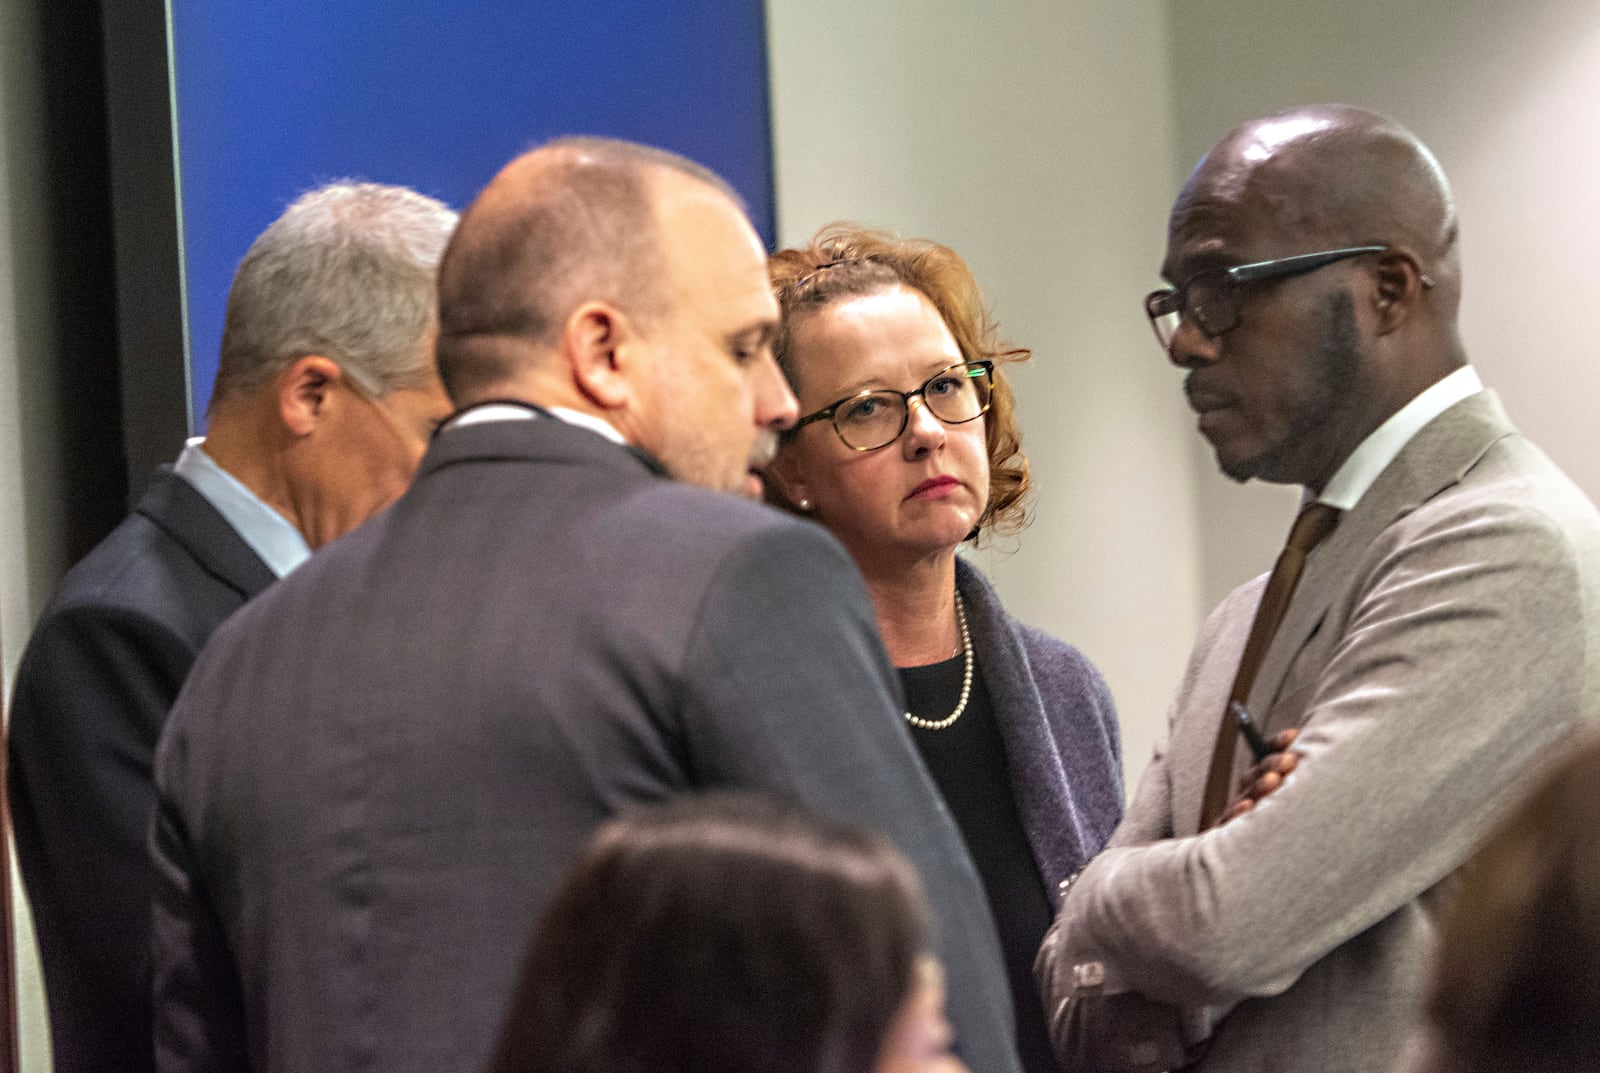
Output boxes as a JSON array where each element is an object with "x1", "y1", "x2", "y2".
[{"x1": 790, "y1": 361, "x2": 994, "y2": 452}]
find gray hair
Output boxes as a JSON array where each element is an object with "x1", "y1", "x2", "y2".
[{"x1": 211, "y1": 181, "x2": 458, "y2": 408}]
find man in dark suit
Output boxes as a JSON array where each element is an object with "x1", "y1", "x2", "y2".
[
  {"x1": 8, "y1": 182, "x2": 456, "y2": 1073},
  {"x1": 150, "y1": 138, "x2": 1020, "y2": 1073}
]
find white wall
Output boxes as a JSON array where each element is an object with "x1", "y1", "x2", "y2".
[
  {"x1": 1, "y1": 0, "x2": 66, "y2": 1066},
  {"x1": 766, "y1": 1, "x2": 1204, "y2": 788},
  {"x1": 1168, "y1": 0, "x2": 1600, "y2": 608}
]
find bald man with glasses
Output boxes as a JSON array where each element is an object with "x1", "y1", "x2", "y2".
[{"x1": 1037, "y1": 104, "x2": 1600, "y2": 1073}]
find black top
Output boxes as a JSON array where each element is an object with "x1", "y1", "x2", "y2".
[{"x1": 902, "y1": 655, "x2": 1057, "y2": 1073}]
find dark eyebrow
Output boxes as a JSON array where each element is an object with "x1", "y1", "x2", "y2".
[
  {"x1": 827, "y1": 377, "x2": 882, "y2": 399},
  {"x1": 827, "y1": 357, "x2": 964, "y2": 401},
  {"x1": 1161, "y1": 252, "x2": 1239, "y2": 287},
  {"x1": 1163, "y1": 237, "x2": 1239, "y2": 284},
  {"x1": 733, "y1": 321, "x2": 777, "y2": 348}
]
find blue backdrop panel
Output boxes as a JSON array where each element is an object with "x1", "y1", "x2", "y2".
[{"x1": 172, "y1": 1, "x2": 774, "y2": 426}]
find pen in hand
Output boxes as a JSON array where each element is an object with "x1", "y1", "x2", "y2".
[{"x1": 1230, "y1": 700, "x2": 1272, "y2": 762}]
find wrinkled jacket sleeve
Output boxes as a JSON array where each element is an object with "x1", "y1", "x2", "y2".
[{"x1": 1040, "y1": 498, "x2": 1596, "y2": 1071}]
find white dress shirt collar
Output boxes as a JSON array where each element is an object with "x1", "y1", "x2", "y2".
[
  {"x1": 444, "y1": 402, "x2": 626, "y2": 445},
  {"x1": 1317, "y1": 365, "x2": 1483, "y2": 511}
]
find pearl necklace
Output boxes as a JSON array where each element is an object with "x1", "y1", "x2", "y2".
[{"x1": 904, "y1": 594, "x2": 973, "y2": 731}]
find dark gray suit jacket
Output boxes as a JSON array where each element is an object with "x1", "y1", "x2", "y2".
[
  {"x1": 151, "y1": 417, "x2": 1018, "y2": 1073},
  {"x1": 9, "y1": 467, "x2": 275, "y2": 1073}
]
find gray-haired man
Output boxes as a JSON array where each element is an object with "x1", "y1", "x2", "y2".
[{"x1": 8, "y1": 181, "x2": 456, "y2": 1073}]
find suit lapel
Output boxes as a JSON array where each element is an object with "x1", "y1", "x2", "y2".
[
  {"x1": 135, "y1": 467, "x2": 277, "y2": 599},
  {"x1": 1249, "y1": 392, "x2": 1517, "y2": 717}
]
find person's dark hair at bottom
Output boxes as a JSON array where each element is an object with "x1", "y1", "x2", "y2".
[
  {"x1": 486, "y1": 791, "x2": 955, "y2": 1073},
  {"x1": 1416, "y1": 729, "x2": 1600, "y2": 1073}
]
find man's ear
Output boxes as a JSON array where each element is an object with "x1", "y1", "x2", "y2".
[
  {"x1": 1371, "y1": 247, "x2": 1430, "y2": 334},
  {"x1": 277, "y1": 355, "x2": 344, "y2": 436},
  {"x1": 566, "y1": 301, "x2": 636, "y2": 411}
]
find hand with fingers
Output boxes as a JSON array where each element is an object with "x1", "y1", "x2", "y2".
[{"x1": 1218, "y1": 728, "x2": 1301, "y2": 826}]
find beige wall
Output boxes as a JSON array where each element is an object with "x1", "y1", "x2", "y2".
[
  {"x1": 2, "y1": 0, "x2": 66, "y2": 1066},
  {"x1": 767, "y1": 1, "x2": 1204, "y2": 787}
]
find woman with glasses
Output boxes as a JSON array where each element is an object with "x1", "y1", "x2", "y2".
[{"x1": 766, "y1": 225, "x2": 1123, "y2": 1073}]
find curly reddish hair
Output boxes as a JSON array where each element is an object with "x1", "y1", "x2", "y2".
[{"x1": 768, "y1": 223, "x2": 1031, "y2": 542}]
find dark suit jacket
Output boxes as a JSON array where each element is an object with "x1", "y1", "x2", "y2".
[
  {"x1": 9, "y1": 467, "x2": 275, "y2": 1073},
  {"x1": 151, "y1": 417, "x2": 1019, "y2": 1073}
]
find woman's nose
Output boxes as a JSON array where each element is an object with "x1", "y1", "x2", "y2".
[{"x1": 901, "y1": 397, "x2": 946, "y2": 456}]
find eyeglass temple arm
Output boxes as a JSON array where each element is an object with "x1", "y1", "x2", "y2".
[{"x1": 1228, "y1": 245, "x2": 1388, "y2": 284}]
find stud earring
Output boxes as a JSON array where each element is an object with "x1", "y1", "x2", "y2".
[{"x1": 797, "y1": 498, "x2": 812, "y2": 512}]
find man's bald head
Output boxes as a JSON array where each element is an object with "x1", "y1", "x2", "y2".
[
  {"x1": 1174, "y1": 104, "x2": 1461, "y2": 309},
  {"x1": 1161, "y1": 106, "x2": 1470, "y2": 490},
  {"x1": 435, "y1": 136, "x2": 743, "y2": 404}
]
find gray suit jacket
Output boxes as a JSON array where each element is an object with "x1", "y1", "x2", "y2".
[
  {"x1": 151, "y1": 417, "x2": 1018, "y2": 1073},
  {"x1": 1038, "y1": 391, "x2": 1600, "y2": 1073}
]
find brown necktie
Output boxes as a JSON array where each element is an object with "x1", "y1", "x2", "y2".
[{"x1": 1198, "y1": 502, "x2": 1341, "y2": 830}]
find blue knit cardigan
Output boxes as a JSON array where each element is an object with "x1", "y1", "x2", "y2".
[{"x1": 955, "y1": 557, "x2": 1124, "y2": 889}]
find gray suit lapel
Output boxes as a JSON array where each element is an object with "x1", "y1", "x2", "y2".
[{"x1": 1249, "y1": 391, "x2": 1517, "y2": 715}]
